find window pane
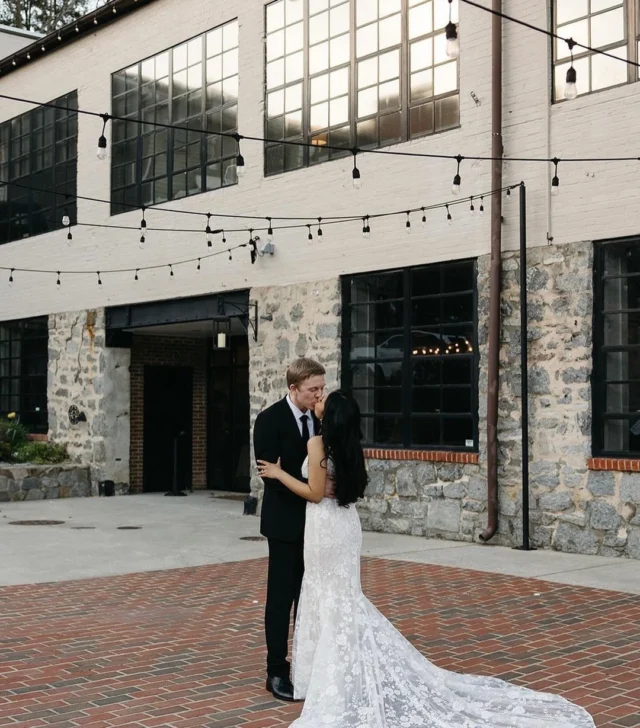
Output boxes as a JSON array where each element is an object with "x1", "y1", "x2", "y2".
[
  {"x1": 412, "y1": 417, "x2": 440, "y2": 446},
  {"x1": 591, "y1": 47, "x2": 628, "y2": 91},
  {"x1": 589, "y1": 7, "x2": 624, "y2": 49},
  {"x1": 555, "y1": 19, "x2": 588, "y2": 59},
  {"x1": 556, "y1": 0, "x2": 588, "y2": 25}
]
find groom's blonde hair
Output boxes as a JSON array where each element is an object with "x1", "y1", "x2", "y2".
[{"x1": 286, "y1": 357, "x2": 326, "y2": 388}]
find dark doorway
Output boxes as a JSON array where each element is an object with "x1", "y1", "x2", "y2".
[
  {"x1": 208, "y1": 337, "x2": 250, "y2": 493},
  {"x1": 143, "y1": 366, "x2": 193, "y2": 493}
]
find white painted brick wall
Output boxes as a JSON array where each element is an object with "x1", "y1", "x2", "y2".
[{"x1": 0, "y1": 0, "x2": 639, "y2": 321}]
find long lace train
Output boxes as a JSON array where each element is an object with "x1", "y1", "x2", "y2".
[{"x1": 290, "y1": 483, "x2": 595, "y2": 728}]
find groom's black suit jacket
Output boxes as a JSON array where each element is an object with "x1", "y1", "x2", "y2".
[{"x1": 254, "y1": 397, "x2": 320, "y2": 542}]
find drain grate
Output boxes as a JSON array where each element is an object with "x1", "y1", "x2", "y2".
[
  {"x1": 240, "y1": 536, "x2": 266, "y2": 542},
  {"x1": 117, "y1": 526, "x2": 142, "y2": 530},
  {"x1": 9, "y1": 520, "x2": 65, "y2": 526},
  {"x1": 71, "y1": 526, "x2": 96, "y2": 530}
]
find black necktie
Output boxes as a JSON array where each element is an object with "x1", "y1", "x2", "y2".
[{"x1": 300, "y1": 415, "x2": 310, "y2": 444}]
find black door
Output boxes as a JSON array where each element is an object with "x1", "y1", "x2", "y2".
[
  {"x1": 143, "y1": 366, "x2": 193, "y2": 493},
  {"x1": 208, "y1": 338, "x2": 250, "y2": 492}
]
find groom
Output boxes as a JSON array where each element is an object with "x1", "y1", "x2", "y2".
[{"x1": 253, "y1": 357, "x2": 327, "y2": 701}]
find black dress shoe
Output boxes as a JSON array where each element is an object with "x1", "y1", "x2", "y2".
[{"x1": 266, "y1": 675, "x2": 297, "y2": 702}]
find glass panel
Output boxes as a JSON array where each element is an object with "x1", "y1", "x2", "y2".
[
  {"x1": 604, "y1": 418, "x2": 640, "y2": 452},
  {"x1": 411, "y1": 417, "x2": 440, "y2": 446},
  {"x1": 606, "y1": 383, "x2": 640, "y2": 413},
  {"x1": 603, "y1": 313, "x2": 640, "y2": 346},
  {"x1": 554, "y1": 56, "x2": 589, "y2": 99},
  {"x1": 359, "y1": 87, "x2": 378, "y2": 117},
  {"x1": 443, "y1": 417, "x2": 473, "y2": 446},
  {"x1": 591, "y1": 47, "x2": 628, "y2": 91},
  {"x1": 357, "y1": 24, "x2": 378, "y2": 57},
  {"x1": 556, "y1": 0, "x2": 588, "y2": 24},
  {"x1": 590, "y1": 7, "x2": 624, "y2": 48},
  {"x1": 555, "y1": 20, "x2": 589, "y2": 59},
  {"x1": 434, "y1": 61, "x2": 457, "y2": 95},
  {"x1": 409, "y1": 2, "x2": 433, "y2": 39},
  {"x1": 379, "y1": 14, "x2": 402, "y2": 49}
]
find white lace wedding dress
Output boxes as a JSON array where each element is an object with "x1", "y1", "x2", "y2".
[{"x1": 290, "y1": 457, "x2": 595, "y2": 728}]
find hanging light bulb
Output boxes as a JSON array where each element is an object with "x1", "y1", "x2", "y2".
[
  {"x1": 452, "y1": 154, "x2": 462, "y2": 195},
  {"x1": 307, "y1": 224, "x2": 313, "y2": 243},
  {"x1": 352, "y1": 150, "x2": 362, "y2": 189},
  {"x1": 169, "y1": 264, "x2": 174, "y2": 278},
  {"x1": 135, "y1": 269, "x2": 139, "y2": 282},
  {"x1": 551, "y1": 157, "x2": 560, "y2": 196},
  {"x1": 479, "y1": 196, "x2": 484, "y2": 216},
  {"x1": 66, "y1": 228, "x2": 73, "y2": 245},
  {"x1": 197, "y1": 258, "x2": 201, "y2": 272},
  {"x1": 221, "y1": 230, "x2": 227, "y2": 245},
  {"x1": 445, "y1": 0, "x2": 460, "y2": 59},
  {"x1": 267, "y1": 218, "x2": 274, "y2": 242},
  {"x1": 362, "y1": 216, "x2": 371, "y2": 239},
  {"x1": 469, "y1": 197, "x2": 475, "y2": 215},
  {"x1": 8, "y1": 269, "x2": 14, "y2": 287},
  {"x1": 206, "y1": 213, "x2": 213, "y2": 247},
  {"x1": 139, "y1": 234, "x2": 145, "y2": 249},
  {"x1": 228, "y1": 249, "x2": 233, "y2": 261},
  {"x1": 97, "y1": 113, "x2": 109, "y2": 160},
  {"x1": 62, "y1": 208, "x2": 70, "y2": 227},
  {"x1": 97, "y1": 271, "x2": 102, "y2": 286},
  {"x1": 421, "y1": 207, "x2": 427, "y2": 227},
  {"x1": 56, "y1": 271, "x2": 61, "y2": 287},
  {"x1": 446, "y1": 204, "x2": 452, "y2": 225},
  {"x1": 317, "y1": 217, "x2": 323, "y2": 239},
  {"x1": 565, "y1": 65, "x2": 577, "y2": 100},
  {"x1": 405, "y1": 212, "x2": 411, "y2": 235},
  {"x1": 235, "y1": 134, "x2": 246, "y2": 177}
]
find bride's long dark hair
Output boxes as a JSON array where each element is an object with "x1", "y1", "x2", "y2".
[{"x1": 320, "y1": 390, "x2": 368, "y2": 507}]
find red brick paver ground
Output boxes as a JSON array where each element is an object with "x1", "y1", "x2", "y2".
[{"x1": 0, "y1": 558, "x2": 639, "y2": 728}]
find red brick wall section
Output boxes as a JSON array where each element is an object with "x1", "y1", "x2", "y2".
[
  {"x1": 130, "y1": 335, "x2": 207, "y2": 493},
  {"x1": 587, "y1": 457, "x2": 640, "y2": 472},
  {"x1": 364, "y1": 449, "x2": 479, "y2": 464}
]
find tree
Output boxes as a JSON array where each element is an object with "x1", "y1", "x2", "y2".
[{"x1": 0, "y1": 0, "x2": 108, "y2": 34}]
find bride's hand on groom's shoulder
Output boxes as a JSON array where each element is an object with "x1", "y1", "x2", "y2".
[{"x1": 257, "y1": 459, "x2": 282, "y2": 480}]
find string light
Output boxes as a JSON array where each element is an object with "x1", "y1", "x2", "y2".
[
  {"x1": 9, "y1": 268, "x2": 14, "y2": 286},
  {"x1": 551, "y1": 158, "x2": 560, "y2": 196},
  {"x1": 565, "y1": 39, "x2": 578, "y2": 100},
  {"x1": 445, "y1": 0, "x2": 460, "y2": 59},
  {"x1": 250, "y1": 233, "x2": 258, "y2": 264},
  {"x1": 405, "y1": 211, "x2": 411, "y2": 235},
  {"x1": 421, "y1": 207, "x2": 427, "y2": 227},
  {"x1": 197, "y1": 258, "x2": 201, "y2": 272},
  {"x1": 221, "y1": 230, "x2": 227, "y2": 245},
  {"x1": 452, "y1": 154, "x2": 462, "y2": 195},
  {"x1": 479, "y1": 196, "x2": 484, "y2": 216},
  {"x1": 139, "y1": 232, "x2": 145, "y2": 248},
  {"x1": 206, "y1": 213, "x2": 213, "y2": 247},
  {"x1": 506, "y1": 188, "x2": 511, "y2": 198},
  {"x1": 134, "y1": 269, "x2": 139, "y2": 282},
  {"x1": 267, "y1": 217, "x2": 274, "y2": 242},
  {"x1": 352, "y1": 150, "x2": 361, "y2": 189},
  {"x1": 169, "y1": 264, "x2": 174, "y2": 278},
  {"x1": 228, "y1": 249, "x2": 233, "y2": 261},
  {"x1": 97, "y1": 113, "x2": 109, "y2": 160},
  {"x1": 56, "y1": 271, "x2": 61, "y2": 286},
  {"x1": 97, "y1": 271, "x2": 102, "y2": 285},
  {"x1": 234, "y1": 134, "x2": 245, "y2": 178},
  {"x1": 469, "y1": 197, "x2": 475, "y2": 215},
  {"x1": 446, "y1": 204, "x2": 452, "y2": 225},
  {"x1": 362, "y1": 216, "x2": 370, "y2": 239},
  {"x1": 307, "y1": 224, "x2": 313, "y2": 243},
  {"x1": 317, "y1": 217, "x2": 323, "y2": 239}
]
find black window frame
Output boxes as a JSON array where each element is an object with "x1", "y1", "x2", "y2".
[
  {"x1": 0, "y1": 91, "x2": 78, "y2": 246},
  {"x1": 341, "y1": 260, "x2": 478, "y2": 451},
  {"x1": 110, "y1": 18, "x2": 240, "y2": 215},
  {"x1": 592, "y1": 237, "x2": 640, "y2": 458},
  {"x1": 264, "y1": 0, "x2": 461, "y2": 177},
  {"x1": 0, "y1": 316, "x2": 49, "y2": 433}
]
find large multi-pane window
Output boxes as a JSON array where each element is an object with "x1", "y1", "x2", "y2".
[
  {"x1": 0, "y1": 317, "x2": 48, "y2": 433},
  {"x1": 0, "y1": 92, "x2": 77, "y2": 245},
  {"x1": 593, "y1": 240, "x2": 640, "y2": 457},
  {"x1": 265, "y1": 0, "x2": 460, "y2": 175},
  {"x1": 553, "y1": 0, "x2": 638, "y2": 101},
  {"x1": 111, "y1": 19, "x2": 239, "y2": 214},
  {"x1": 342, "y1": 261, "x2": 477, "y2": 450}
]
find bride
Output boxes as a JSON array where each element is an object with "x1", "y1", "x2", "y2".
[{"x1": 257, "y1": 391, "x2": 595, "y2": 728}]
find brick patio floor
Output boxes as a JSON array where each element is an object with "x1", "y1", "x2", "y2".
[{"x1": 0, "y1": 557, "x2": 639, "y2": 728}]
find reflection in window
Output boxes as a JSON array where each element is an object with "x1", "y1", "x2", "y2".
[
  {"x1": 342, "y1": 260, "x2": 477, "y2": 450},
  {"x1": 0, "y1": 93, "x2": 77, "y2": 245},
  {"x1": 265, "y1": 0, "x2": 460, "y2": 175},
  {"x1": 111, "y1": 19, "x2": 239, "y2": 213},
  {"x1": 0, "y1": 317, "x2": 48, "y2": 433},
  {"x1": 553, "y1": 0, "x2": 630, "y2": 101},
  {"x1": 593, "y1": 240, "x2": 640, "y2": 456}
]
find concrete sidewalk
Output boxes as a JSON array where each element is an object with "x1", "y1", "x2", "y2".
[{"x1": 1, "y1": 491, "x2": 639, "y2": 593}]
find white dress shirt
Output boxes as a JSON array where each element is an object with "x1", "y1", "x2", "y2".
[{"x1": 287, "y1": 395, "x2": 315, "y2": 438}]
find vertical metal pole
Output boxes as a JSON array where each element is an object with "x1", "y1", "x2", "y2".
[{"x1": 518, "y1": 182, "x2": 533, "y2": 551}]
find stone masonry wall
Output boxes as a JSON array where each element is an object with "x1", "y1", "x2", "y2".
[
  {"x1": 0, "y1": 465, "x2": 91, "y2": 501},
  {"x1": 249, "y1": 279, "x2": 341, "y2": 501},
  {"x1": 48, "y1": 309, "x2": 130, "y2": 494}
]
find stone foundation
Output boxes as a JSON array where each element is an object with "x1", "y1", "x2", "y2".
[{"x1": 0, "y1": 465, "x2": 91, "y2": 501}]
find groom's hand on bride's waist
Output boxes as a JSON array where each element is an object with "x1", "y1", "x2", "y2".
[{"x1": 324, "y1": 479, "x2": 336, "y2": 499}]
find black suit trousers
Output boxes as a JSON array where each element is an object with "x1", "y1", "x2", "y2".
[{"x1": 265, "y1": 534, "x2": 305, "y2": 679}]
